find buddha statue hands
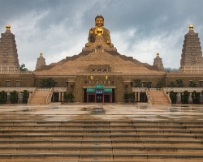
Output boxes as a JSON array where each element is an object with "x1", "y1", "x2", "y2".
[{"x1": 85, "y1": 14, "x2": 114, "y2": 47}]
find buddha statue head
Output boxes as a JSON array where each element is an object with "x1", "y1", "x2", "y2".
[{"x1": 95, "y1": 14, "x2": 104, "y2": 27}]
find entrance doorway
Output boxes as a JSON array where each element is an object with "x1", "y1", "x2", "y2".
[{"x1": 96, "y1": 94, "x2": 102, "y2": 102}]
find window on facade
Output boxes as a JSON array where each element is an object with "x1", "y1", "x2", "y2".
[
  {"x1": 6, "y1": 81, "x2": 10, "y2": 87},
  {"x1": 111, "y1": 81, "x2": 114, "y2": 84},
  {"x1": 108, "y1": 81, "x2": 111, "y2": 85},
  {"x1": 103, "y1": 69, "x2": 107, "y2": 72},
  {"x1": 148, "y1": 82, "x2": 152, "y2": 88},
  {"x1": 98, "y1": 69, "x2": 101, "y2": 72},
  {"x1": 70, "y1": 85, "x2": 74, "y2": 89},
  {"x1": 92, "y1": 69, "x2": 96, "y2": 72},
  {"x1": 16, "y1": 81, "x2": 20, "y2": 87},
  {"x1": 141, "y1": 82, "x2": 146, "y2": 87},
  {"x1": 85, "y1": 81, "x2": 87, "y2": 84},
  {"x1": 199, "y1": 81, "x2": 203, "y2": 87}
]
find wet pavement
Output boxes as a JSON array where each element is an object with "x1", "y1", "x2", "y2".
[
  {"x1": 0, "y1": 103, "x2": 203, "y2": 162},
  {"x1": 0, "y1": 103, "x2": 203, "y2": 121}
]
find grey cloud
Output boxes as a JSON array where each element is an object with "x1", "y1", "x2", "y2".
[{"x1": 0, "y1": 0, "x2": 203, "y2": 70}]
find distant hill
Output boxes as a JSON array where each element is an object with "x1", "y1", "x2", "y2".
[{"x1": 164, "y1": 67, "x2": 179, "y2": 72}]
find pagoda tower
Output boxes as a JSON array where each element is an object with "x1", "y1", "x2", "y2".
[
  {"x1": 0, "y1": 25, "x2": 20, "y2": 72},
  {"x1": 153, "y1": 52, "x2": 164, "y2": 70},
  {"x1": 35, "y1": 52, "x2": 46, "y2": 70},
  {"x1": 180, "y1": 24, "x2": 203, "y2": 73}
]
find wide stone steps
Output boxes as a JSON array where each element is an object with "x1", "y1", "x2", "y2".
[
  {"x1": 29, "y1": 90, "x2": 50, "y2": 105},
  {"x1": 148, "y1": 90, "x2": 170, "y2": 105},
  {"x1": 0, "y1": 120, "x2": 203, "y2": 161}
]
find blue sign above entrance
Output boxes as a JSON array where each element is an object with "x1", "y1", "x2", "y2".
[{"x1": 96, "y1": 90, "x2": 103, "y2": 94}]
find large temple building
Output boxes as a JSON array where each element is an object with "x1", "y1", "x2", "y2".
[{"x1": 0, "y1": 15, "x2": 203, "y2": 104}]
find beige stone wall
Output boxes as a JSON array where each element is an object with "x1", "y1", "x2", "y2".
[
  {"x1": 0, "y1": 74, "x2": 34, "y2": 87},
  {"x1": 73, "y1": 75, "x2": 124, "y2": 102}
]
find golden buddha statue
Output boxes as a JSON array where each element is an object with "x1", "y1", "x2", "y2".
[{"x1": 85, "y1": 14, "x2": 114, "y2": 47}]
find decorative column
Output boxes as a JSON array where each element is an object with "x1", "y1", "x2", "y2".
[
  {"x1": 188, "y1": 93, "x2": 193, "y2": 104},
  {"x1": 62, "y1": 92, "x2": 64, "y2": 101},
  {"x1": 138, "y1": 92, "x2": 140, "y2": 102},
  {"x1": 200, "y1": 93, "x2": 203, "y2": 104},
  {"x1": 59, "y1": 92, "x2": 61, "y2": 102},
  {"x1": 176, "y1": 92, "x2": 181, "y2": 104},
  {"x1": 134, "y1": 92, "x2": 137, "y2": 102}
]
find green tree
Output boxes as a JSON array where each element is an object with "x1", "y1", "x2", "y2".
[
  {"x1": 20, "y1": 64, "x2": 28, "y2": 71},
  {"x1": 155, "y1": 80, "x2": 164, "y2": 88},
  {"x1": 64, "y1": 93, "x2": 69, "y2": 102},
  {"x1": 168, "y1": 82, "x2": 176, "y2": 87},
  {"x1": 10, "y1": 91, "x2": 18, "y2": 104},
  {"x1": 23, "y1": 90, "x2": 29, "y2": 103},
  {"x1": 134, "y1": 79, "x2": 142, "y2": 87},
  {"x1": 128, "y1": 92, "x2": 135, "y2": 103},
  {"x1": 189, "y1": 81, "x2": 197, "y2": 87},
  {"x1": 192, "y1": 91, "x2": 200, "y2": 104},
  {"x1": 68, "y1": 92, "x2": 74, "y2": 102},
  {"x1": 176, "y1": 79, "x2": 184, "y2": 87},
  {"x1": 181, "y1": 90, "x2": 190, "y2": 104},
  {"x1": 40, "y1": 78, "x2": 56, "y2": 88},
  {"x1": 0, "y1": 91, "x2": 7, "y2": 104},
  {"x1": 124, "y1": 93, "x2": 129, "y2": 102},
  {"x1": 169, "y1": 91, "x2": 177, "y2": 104}
]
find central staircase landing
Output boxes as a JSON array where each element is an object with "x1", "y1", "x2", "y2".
[
  {"x1": 29, "y1": 89, "x2": 52, "y2": 105},
  {"x1": 148, "y1": 89, "x2": 171, "y2": 105}
]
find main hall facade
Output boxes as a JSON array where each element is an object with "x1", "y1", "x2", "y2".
[{"x1": 0, "y1": 15, "x2": 203, "y2": 104}]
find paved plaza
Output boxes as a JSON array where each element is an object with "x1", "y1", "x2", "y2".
[
  {"x1": 0, "y1": 103, "x2": 203, "y2": 121},
  {"x1": 0, "y1": 103, "x2": 203, "y2": 162}
]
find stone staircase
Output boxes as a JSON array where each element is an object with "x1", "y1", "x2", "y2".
[
  {"x1": 0, "y1": 120, "x2": 203, "y2": 161},
  {"x1": 29, "y1": 89, "x2": 52, "y2": 105},
  {"x1": 148, "y1": 89, "x2": 170, "y2": 105}
]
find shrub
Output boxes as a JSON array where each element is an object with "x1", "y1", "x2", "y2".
[
  {"x1": 23, "y1": 90, "x2": 29, "y2": 103},
  {"x1": 0, "y1": 91, "x2": 7, "y2": 104},
  {"x1": 169, "y1": 91, "x2": 177, "y2": 104},
  {"x1": 192, "y1": 91, "x2": 200, "y2": 104},
  {"x1": 10, "y1": 91, "x2": 18, "y2": 104},
  {"x1": 181, "y1": 90, "x2": 190, "y2": 104}
]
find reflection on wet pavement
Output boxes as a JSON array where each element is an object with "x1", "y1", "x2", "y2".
[{"x1": 0, "y1": 104, "x2": 202, "y2": 121}]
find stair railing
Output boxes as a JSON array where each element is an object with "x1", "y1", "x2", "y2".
[
  {"x1": 162, "y1": 88, "x2": 171, "y2": 104},
  {"x1": 145, "y1": 88, "x2": 153, "y2": 104},
  {"x1": 46, "y1": 88, "x2": 53, "y2": 104},
  {"x1": 27, "y1": 87, "x2": 37, "y2": 104}
]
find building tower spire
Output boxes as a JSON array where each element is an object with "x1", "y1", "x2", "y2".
[
  {"x1": 0, "y1": 24, "x2": 20, "y2": 72},
  {"x1": 153, "y1": 52, "x2": 164, "y2": 70},
  {"x1": 35, "y1": 52, "x2": 46, "y2": 70},
  {"x1": 180, "y1": 24, "x2": 203, "y2": 73}
]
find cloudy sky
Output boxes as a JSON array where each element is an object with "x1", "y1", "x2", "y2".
[{"x1": 0, "y1": 0, "x2": 203, "y2": 70}]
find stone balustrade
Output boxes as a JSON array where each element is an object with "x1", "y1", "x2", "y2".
[
  {"x1": 0, "y1": 87, "x2": 67, "y2": 93},
  {"x1": 164, "y1": 87, "x2": 203, "y2": 93},
  {"x1": 0, "y1": 87, "x2": 35, "y2": 92}
]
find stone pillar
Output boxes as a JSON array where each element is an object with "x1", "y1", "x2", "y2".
[
  {"x1": 134, "y1": 92, "x2": 137, "y2": 102},
  {"x1": 58, "y1": 92, "x2": 61, "y2": 102},
  {"x1": 62, "y1": 92, "x2": 64, "y2": 102},
  {"x1": 200, "y1": 93, "x2": 203, "y2": 104},
  {"x1": 176, "y1": 92, "x2": 181, "y2": 104},
  {"x1": 188, "y1": 93, "x2": 193, "y2": 104},
  {"x1": 138, "y1": 92, "x2": 140, "y2": 102}
]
